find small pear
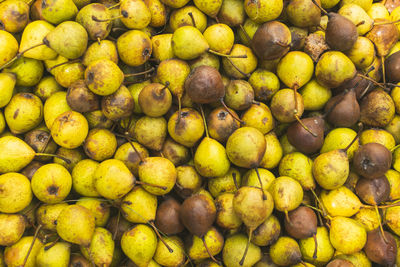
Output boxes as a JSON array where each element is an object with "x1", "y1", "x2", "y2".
[
  {"x1": 269, "y1": 236, "x2": 302, "y2": 266},
  {"x1": 360, "y1": 89, "x2": 395, "y2": 127},
  {"x1": 36, "y1": 203, "x2": 68, "y2": 231},
  {"x1": 222, "y1": 234, "x2": 262, "y2": 267},
  {"x1": 36, "y1": 242, "x2": 70, "y2": 267},
  {"x1": 114, "y1": 141, "x2": 149, "y2": 176},
  {"x1": 153, "y1": 235, "x2": 185, "y2": 266},
  {"x1": 94, "y1": 159, "x2": 135, "y2": 199},
  {"x1": 207, "y1": 107, "x2": 240, "y2": 143},
  {"x1": 0, "y1": 73, "x2": 16, "y2": 108},
  {"x1": 145, "y1": 0, "x2": 167, "y2": 27},
  {"x1": 203, "y1": 24, "x2": 234, "y2": 54},
  {"x1": 250, "y1": 214, "x2": 281, "y2": 247},
  {"x1": 121, "y1": 185, "x2": 157, "y2": 223},
  {"x1": 241, "y1": 103, "x2": 275, "y2": 135},
  {"x1": 339, "y1": 4, "x2": 374, "y2": 35},
  {"x1": 0, "y1": 30, "x2": 18, "y2": 68},
  {"x1": 34, "y1": 76, "x2": 63, "y2": 102},
  {"x1": 155, "y1": 197, "x2": 184, "y2": 235},
  {"x1": 169, "y1": 6, "x2": 207, "y2": 32},
  {"x1": 85, "y1": 59, "x2": 124, "y2": 96},
  {"x1": 161, "y1": 137, "x2": 190, "y2": 166},
  {"x1": 386, "y1": 206, "x2": 400, "y2": 236},
  {"x1": 134, "y1": 116, "x2": 167, "y2": 151},
  {"x1": 139, "y1": 157, "x2": 177, "y2": 195},
  {"x1": 0, "y1": 172, "x2": 32, "y2": 213},
  {"x1": 329, "y1": 216, "x2": 367, "y2": 254},
  {"x1": 151, "y1": 34, "x2": 174, "y2": 61},
  {"x1": 269, "y1": 176, "x2": 303, "y2": 214},
  {"x1": 0, "y1": 0, "x2": 29, "y2": 33},
  {"x1": 68, "y1": 254, "x2": 91, "y2": 267},
  {"x1": 117, "y1": 30, "x2": 152, "y2": 66},
  {"x1": 138, "y1": 83, "x2": 172, "y2": 117},
  {"x1": 82, "y1": 40, "x2": 118, "y2": 67},
  {"x1": 102, "y1": 85, "x2": 134, "y2": 121},
  {"x1": 242, "y1": 168, "x2": 275, "y2": 194},
  {"x1": 217, "y1": 0, "x2": 245, "y2": 26},
  {"x1": 345, "y1": 37, "x2": 375, "y2": 69},
  {"x1": 172, "y1": 26, "x2": 209, "y2": 60},
  {"x1": 31, "y1": 163, "x2": 72, "y2": 204},
  {"x1": 120, "y1": 0, "x2": 151, "y2": 29},
  {"x1": 353, "y1": 143, "x2": 392, "y2": 179},
  {"x1": 56, "y1": 204, "x2": 95, "y2": 247},
  {"x1": 85, "y1": 110, "x2": 113, "y2": 129},
  {"x1": 44, "y1": 21, "x2": 87, "y2": 59},
  {"x1": 43, "y1": 91, "x2": 71, "y2": 129},
  {"x1": 215, "y1": 193, "x2": 243, "y2": 230},
  {"x1": 224, "y1": 80, "x2": 254, "y2": 111},
  {"x1": 208, "y1": 167, "x2": 241, "y2": 197},
  {"x1": 66, "y1": 79, "x2": 100, "y2": 113},
  {"x1": 299, "y1": 226, "x2": 335, "y2": 266},
  {"x1": 81, "y1": 227, "x2": 114, "y2": 267},
  {"x1": 188, "y1": 227, "x2": 224, "y2": 261},
  {"x1": 279, "y1": 152, "x2": 315, "y2": 190},
  {"x1": 277, "y1": 51, "x2": 314, "y2": 88},
  {"x1": 121, "y1": 224, "x2": 157, "y2": 267},
  {"x1": 320, "y1": 186, "x2": 362, "y2": 217},
  {"x1": 71, "y1": 159, "x2": 99, "y2": 195},
  {"x1": 0, "y1": 214, "x2": 25, "y2": 246},
  {"x1": 4, "y1": 236, "x2": 43, "y2": 267},
  {"x1": 0, "y1": 136, "x2": 36, "y2": 173},
  {"x1": 41, "y1": 0, "x2": 78, "y2": 24},
  {"x1": 270, "y1": 88, "x2": 304, "y2": 123},
  {"x1": 364, "y1": 228, "x2": 397, "y2": 265},
  {"x1": 367, "y1": 18, "x2": 399, "y2": 57},
  {"x1": 76, "y1": 198, "x2": 110, "y2": 227},
  {"x1": 326, "y1": 259, "x2": 355, "y2": 267},
  {"x1": 168, "y1": 108, "x2": 205, "y2": 147},
  {"x1": 287, "y1": 0, "x2": 321, "y2": 27},
  {"x1": 325, "y1": 89, "x2": 360, "y2": 127},
  {"x1": 222, "y1": 44, "x2": 258, "y2": 79},
  {"x1": 4, "y1": 57, "x2": 44, "y2": 87},
  {"x1": 320, "y1": 128, "x2": 359, "y2": 160},
  {"x1": 83, "y1": 128, "x2": 117, "y2": 161},
  {"x1": 76, "y1": 3, "x2": 112, "y2": 40},
  {"x1": 194, "y1": 137, "x2": 230, "y2": 178}
]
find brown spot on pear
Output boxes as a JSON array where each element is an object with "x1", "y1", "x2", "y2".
[
  {"x1": 364, "y1": 228, "x2": 397, "y2": 266},
  {"x1": 0, "y1": 213, "x2": 26, "y2": 246},
  {"x1": 207, "y1": 107, "x2": 240, "y2": 143},
  {"x1": 66, "y1": 79, "x2": 100, "y2": 113},
  {"x1": 224, "y1": 80, "x2": 254, "y2": 111},
  {"x1": 155, "y1": 197, "x2": 184, "y2": 235},
  {"x1": 139, "y1": 83, "x2": 172, "y2": 117},
  {"x1": 215, "y1": 193, "x2": 243, "y2": 230},
  {"x1": 175, "y1": 165, "x2": 203, "y2": 198},
  {"x1": 36, "y1": 203, "x2": 68, "y2": 231},
  {"x1": 287, "y1": 116, "x2": 324, "y2": 154},
  {"x1": 0, "y1": 0, "x2": 29, "y2": 33},
  {"x1": 161, "y1": 137, "x2": 190, "y2": 166},
  {"x1": 80, "y1": 227, "x2": 114, "y2": 267},
  {"x1": 250, "y1": 214, "x2": 281, "y2": 246},
  {"x1": 222, "y1": 234, "x2": 262, "y2": 267},
  {"x1": 102, "y1": 85, "x2": 135, "y2": 121},
  {"x1": 83, "y1": 128, "x2": 117, "y2": 162},
  {"x1": 355, "y1": 176, "x2": 390, "y2": 205},
  {"x1": 75, "y1": 3, "x2": 112, "y2": 40},
  {"x1": 385, "y1": 51, "x2": 400, "y2": 82},
  {"x1": 269, "y1": 236, "x2": 302, "y2": 266},
  {"x1": 21, "y1": 161, "x2": 43, "y2": 180},
  {"x1": 121, "y1": 185, "x2": 157, "y2": 223},
  {"x1": 134, "y1": 116, "x2": 167, "y2": 151},
  {"x1": 325, "y1": 89, "x2": 360, "y2": 127},
  {"x1": 24, "y1": 130, "x2": 57, "y2": 162},
  {"x1": 4, "y1": 236, "x2": 43, "y2": 267},
  {"x1": 114, "y1": 141, "x2": 149, "y2": 176},
  {"x1": 360, "y1": 89, "x2": 395, "y2": 127},
  {"x1": 353, "y1": 143, "x2": 392, "y2": 179}
]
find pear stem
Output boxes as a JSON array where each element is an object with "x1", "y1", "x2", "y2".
[
  {"x1": 239, "y1": 228, "x2": 252, "y2": 266},
  {"x1": 375, "y1": 205, "x2": 389, "y2": 244},
  {"x1": 124, "y1": 67, "x2": 155, "y2": 77},
  {"x1": 311, "y1": 0, "x2": 329, "y2": 16},
  {"x1": 310, "y1": 188, "x2": 328, "y2": 217},
  {"x1": 44, "y1": 236, "x2": 60, "y2": 251},
  {"x1": 35, "y1": 153, "x2": 72, "y2": 164},
  {"x1": 92, "y1": 15, "x2": 122, "y2": 22},
  {"x1": 220, "y1": 99, "x2": 245, "y2": 124},
  {"x1": 232, "y1": 172, "x2": 239, "y2": 190},
  {"x1": 198, "y1": 104, "x2": 209, "y2": 138},
  {"x1": 312, "y1": 233, "x2": 318, "y2": 259},
  {"x1": 48, "y1": 59, "x2": 80, "y2": 71},
  {"x1": 107, "y1": 2, "x2": 121, "y2": 9},
  {"x1": 124, "y1": 136, "x2": 145, "y2": 163},
  {"x1": 226, "y1": 57, "x2": 250, "y2": 78},
  {"x1": 136, "y1": 180, "x2": 168, "y2": 190},
  {"x1": 22, "y1": 224, "x2": 42, "y2": 267},
  {"x1": 293, "y1": 85, "x2": 317, "y2": 137},
  {"x1": 177, "y1": 95, "x2": 182, "y2": 124},
  {"x1": 112, "y1": 211, "x2": 121, "y2": 241},
  {"x1": 239, "y1": 24, "x2": 252, "y2": 45},
  {"x1": 381, "y1": 56, "x2": 386, "y2": 89},
  {"x1": 202, "y1": 236, "x2": 221, "y2": 265},
  {"x1": 208, "y1": 49, "x2": 248, "y2": 58},
  {"x1": 254, "y1": 167, "x2": 264, "y2": 192},
  {"x1": 0, "y1": 42, "x2": 45, "y2": 70},
  {"x1": 342, "y1": 123, "x2": 362, "y2": 153},
  {"x1": 188, "y1": 12, "x2": 197, "y2": 28},
  {"x1": 149, "y1": 221, "x2": 174, "y2": 253},
  {"x1": 375, "y1": 201, "x2": 400, "y2": 209},
  {"x1": 373, "y1": 19, "x2": 400, "y2": 26},
  {"x1": 303, "y1": 203, "x2": 325, "y2": 214},
  {"x1": 390, "y1": 144, "x2": 400, "y2": 152},
  {"x1": 356, "y1": 73, "x2": 386, "y2": 90},
  {"x1": 284, "y1": 210, "x2": 290, "y2": 224},
  {"x1": 294, "y1": 115, "x2": 318, "y2": 137}
]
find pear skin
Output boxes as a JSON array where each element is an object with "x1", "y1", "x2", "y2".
[
  {"x1": 269, "y1": 176, "x2": 303, "y2": 212},
  {"x1": 188, "y1": 227, "x2": 224, "y2": 260},
  {"x1": 4, "y1": 236, "x2": 43, "y2": 267},
  {"x1": 81, "y1": 227, "x2": 114, "y2": 267},
  {"x1": 139, "y1": 157, "x2": 177, "y2": 195},
  {"x1": 134, "y1": 116, "x2": 167, "y2": 151},
  {"x1": 242, "y1": 168, "x2": 276, "y2": 195},
  {"x1": 0, "y1": 172, "x2": 32, "y2": 213},
  {"x1": 270, "y1": 236, "x2": 302, "y2": 266},
  {"x1": 75, "y1": 3, "x2": 112, "y2": 40},
  {"x1": 151, "y1": 34, "x2": 174, "y2": 61},
  {"x1": 168, "y1": 108, "x2": 205, "y2": 147},
  {"x1": 279, "y1": 152, "x2": 315, "y2": 190},
  {"x1": 56, "y1": 204, "x2": 95, "y2": 247},
  {"x1": 299, "y1": 226, "x2": 335, "y2": 266},
  {"x1": 0, "y1": 73, "x2": 16, "y2": 108},
  {"x1": 114, "y1": 141, "x2": 149, "y2": 176},
  {"x1": 82, "y1": 40, "x2": 118, "y2": 67},
  {"x1": 36, "y1": 242, "x2": 70, "y2": 267},
  {"x1": 215, "y1": 193, "x2": 243, "y2": 229},
  {"x1": 329, "y1": 216, "x2": 367, "y2": 254},
  {"x1": 154, "y1": 236, "x2": 186, "y2": 266},
  {"x1": 76, "y1": 197, "x2": 110, "y2": 227},
  {"x1": 36, "y1": 203, "x2": 69, "y2": 231},
  {"x1": 0, "y1": 214, "x2": 25, "y2": 246},
  {"x1": 277, "y1": 51, "x2": 314, "y2": 88},
  {"x1": 208, "y1": 167, "x2": 241, "y2": 197},
  {"x1": 250, "y1": 215, "x2": 281, "y2": 246},
  {"x1": 41, "y1": 0, "x2": 78, "y2": 24},
  {"x1": 117, "y1": 30, "x2": 152, "y2": 67},
  {"x1": 0, "y1": 30, "x2": 18, "y2": 67},
  {"x1": 85, "y1": 59, "x2": 124, "y2": 96},
  {"x1": 4, "y1": 57, "x2": 44, "y2": 87},
  {"x1": 222, "y1": 234, "x2": 262, "y2": 267},
  {"x1": 172, "y1": 26, "x2": 209, "y2": 60},
  {"x1": 320, "y1": 186, "x2": 362, "y2": 217},
  {"x1": 156, "y1": 58, "x2": 190, "y2": 99},
  {"x1": 121, "y1": 185, "x2": 157, "y2": 223},
  {"x1": 43, "y1": 91, "x2": 71, "y2": 129}
]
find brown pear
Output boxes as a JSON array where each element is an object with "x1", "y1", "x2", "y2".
[
  {"x1": 353, "y1": 143, "x2": 392, "y2": 179},
  {"x1": 364, "y1": 228, "x2": 397, "y2": 266},
  {"x1": 155, "y1": 197, "x2": 184, "y2": 235},
  {"x1": 287, "y1": 116, "x2": 324, "y2": 154},
  {"x1": 67, "y1": 79, "x2": 100, "y2": 113},
  {"x1": 385, "y1": 51, "x2": 400, "y2": 82},
  {"x1": 324, "y1": 89, "x2": 360, "y2": 127},
  {"x1": 355, "y1": 176, "x2": 390, "y2": 205}
]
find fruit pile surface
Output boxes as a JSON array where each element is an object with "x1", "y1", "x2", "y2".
[{"x1": 1, "y1": 0, "x2": 400, "y2": 266}]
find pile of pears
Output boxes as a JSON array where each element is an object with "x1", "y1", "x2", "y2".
[{"x1": 1, "y1": 0, "x2": 400, "y2": 266}]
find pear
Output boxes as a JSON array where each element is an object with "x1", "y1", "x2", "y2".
[
  {"x1": 85, "y1": 110, "x2": 113, "y2": 129},
  {"x1": 120, "y1": 0, "x2": 152, "y2": 29},
  {"x1": 94, "y1": 159, "x2": 135, "y2": 199},
  {"x1": 359, "y1": 128, "x2": 395, "y2": 150},
  {"x1": 56, "y1": 204, "x2": 95, "y2": 247},
  {"x1": 0, "y1": 136, "x2": 37, "y2": 173},
  {"x1": 50, "y1": 110, "x2": 89, "y2": 149},
  {"x1": 0, "y1": 30, "x2": 18, "y2": 68},
  {"x1": 279, "y1": 152, "x2": 315, "y2": 190},
  {"x1": 248, "y1": 70, "x2": 280, "y2": 103},
  {"x1": 217, "y1": 0, "x2": 246, "y2": 27},
  {"x1": 43, "y1": 91, "x2": 71, "y2": 129},
  {"x1": 345, "y1": 37, "x2": 375, "y2": 69},
  {"x1": 270, "y1": 89, "x2": 304, "y2": 123},
  {"x1": 207, "y1": 107, "x2": 240, "y2": 144},
  {"x1": 330, "y1": 216, "x2": 367, "y2": 254},
  {"x1": 188, "y1": 227, "x2": 224, "y2": 260},
  {"x1": 121, "y1": 224, "x2": 158, "y2": 267},
  {"x1": 222, "y1": 44, "x2": 258, "y2": 79},
  {"x1": 138, "y1": 83, "x2": 172, "y2": 117},
  {"x1": 5, "y1": 93, "x2": 43, "y2": 134},
  {"x1": 238, "y1": 19, "x2": 261, "y2": 46},
  {"x1": 170, "y1": 6, "x2": 207, "y2": 32},
  {"x1": 242, "y1": 168, "x2": 276, "y2": 194},
  {"x1": 54, "y1": 61, "x2": 85, "y2": 88},
  {"x1": 155, "y1": 197, "x2": 184, "y2": 235},
  {"x1": 287, "y1": 0, "x2": 321, "y2": 27},
  {"x1": 82, "y1": 40, "x2": 118, "y2": 66},
  {"x1": 36, "y1": 203, "x2": 68, "y2": 231},
  {"x1": 215, "y1": 193, "x2": 243, "y2": 230},
  {"x1": 139, "y1": 157, "x2": 177, "y2": 195},
  {"x1": 81, "y1": 227, "x2": 114, "y2": 267},
  {"x1": 4, "y1": 236, "x2": 43, "y2": 267},
  {"x1": 269, "y1": 176, "x2": 303, "y2": 216},
  {"x1": 127, "y1": 80, "x2": 151, "y2": 114},
  {"x1": 326, "y1": 259, "x2": 355, "y2": 267},
  {"x1": 53, "y1": 147, "x2": 84, "y2": 171},
  {"x1": 114, "y1": 141, "x2": 149, "y2": 176},
  {"x1": 385, "y1": 206, "x2": 400, "y2": 236},
  {"x1": 117, "y1": 30, "x2": 152, "y2": 66},
  {"x1": 360, "y1": 89, "x2": 395, "y2": 128},
  {"x1": 36, "y1": 242, "x2": 70, "y2": 267},
  {"x1": 19, "y1": 21, "x2": 57, "y2": 60},
  {"x1": 0, "y1": 0, "x2": 29, "y2": 33},
  {"x1": 353, "y1": 207, "x2": 381, "y2": 232},
  {"x1": 31, "y1": 163, "x2": 72, "y2": 204},
  {"x1": 224, "y1": 80, "x2": 254, "y2": 111},
  {"x1": 259, "y1": 132, "x2": 283, "y2": 169},
  {"x1": 172, "y1": 26, "x2": 209, "y2": 60},
  {"x1": 0, "y1": 73, "x2": 16, "y2": 108},
  {"x1": 85, "y1": 59, "x2": 124, "y2": 96},
  {"x1": 134, "y1": 116, "x2": 167, "y2": 151},
  {"x1": 121, "y1": 185, "x2": 157, "y2": 223},
  {"x1": 145, "y1": 0, "x2": 167, "y2": 27},
  {"x1": 269, "y1": 236, "x2": 302, "y2": 266},
  {"x1": 320, "y1": 186, "x2": 362, "y2": 217},
  {"x1": 208, "y1": 167, "x2": 241, "y2": 197},
  {"x1": 0, "y1": 214, "x2": 25, "y2": 246},
  {"x1": 194, "y1": 137, "x2": 230, "y2": 178},
  {"x1": 34, "y1": 76, "x2": 63, "y2": 102},
  {"x1": 277, "y1": 51, "x2": 314, "y2": 88},
  {"x1": 250, "y1": 214, "x2": 280, "y2": 247},
  {"x1": 300, "y1": 79, "x2": 332, "y2": 111},
  {"x1": 222, "y1": 234, "x2": 262, "y2": 267},
  {"x1": 76, "y1": 198, "x2": 110, "y2": 227},
  {"x1": 44, "y1": 21, "x2": 87, "y2": 59},
  {"x1": 321, "y1": 128, "x2": 359, "y2": 160},
  {"x1": 386, "y1": 169, "x2": 400, "y2": 200},
  {"x1": 367, "y1": 18, "x2": 399, "y2": 57},
  {"x1": 241, "y1": 103, "x2": 275, "y2": 135},
  {"x1": 153, "y1": 235, "x2": 185, "y2": 266},
  {"x1": 151, "y1": 34, "x2": 174, "y2": 61},
  {"x1": 203, "y1": 24, "x2": 234, "y2": 54},
  {"x1": 364, "y1": 228, "x2": 397, "y2": 266},
  {"x1": 83, "y1": 129, "x2": 116, "y2": 161},
  {"x1": 161, "y1": 137, "x2": 190, "y2": 166},
  {"x1": 339, "y1": 4, "x2": 374, "y2": 35},
  {"x1": 41, "y1": 0, "x2": 78, "y2": 24},
  {"x1": 299, "y1": 226, "x2": 335, "y2": 266},
  {"x1": 69, "y1": 254, "x2": 91, "y2": 267},
  {"x1": 67, "y1": 79, "x2": 100, "y2": 113},
  {"x1": 76, "y1": 3, "x2": 112, "y2": 40},
  {"x1": 0, "y1": 172, "x2": 32, "y2": 213},
  {"x1": 4, "y1": 57, "x2": 44, "y2": 87},
  {"x1": 168, "y1": 108, "x2": 205, "y2": 147},
  {"x1": 244, "y1": 0, "x2": 282, "y2": 23},
  {"x1": 175, "y1": 165, "x2": 203, "y2": 198}
]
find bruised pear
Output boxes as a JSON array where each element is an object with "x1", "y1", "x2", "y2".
[
  {"x1": 287, "y1": 116, "x2": 325, "y2": 154},
  {"x1": 155, "y1": 197, "x2": 184, "y2": 235},
  {"x1": 207, "y1": 107, "x2": 240, "y2": 143},
  {"x1": 324, "y1": 89, "x2": 360, "y2": 127},
  {"x1": 385, "y1": 51, "x2": 400, "y2": 82},
  {"x1": 364, "y1": 228, "x2": 397, "y2": 266},
  {"x1": 353, "y1": 143, "x2": 392, "y2": 179}
]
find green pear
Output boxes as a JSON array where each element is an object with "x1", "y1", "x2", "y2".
[
  {"x1": 56, "y1": 204, "x2": 95, "y2": 247},
  {"x1": 0, "y1": 172, "x2": 32, "y2": 213},
  {"x1": 339, "y1": 4, "x2": 374, "y2": 35},
  {"x1": 345, "y1": 37, "x2": 375, "y2": 69},
  {"x1": 4, "y1": 236, "x2": 43, "y2": 267},
  {"x1": 54, "y1": 61, "x2": 85, "y2": 88},
  {"x1": 0, "y1": 73, "x2": 16, "y2": 108},
  {"x1": 299, "y1": 226, "x2": 335, "y2": 266},
  {"x1": 170, "y1": 6, "x2": 207, "y2": 32},
  {"x1": 300, "y1": 79, "x2": 332, "y2": 111},
  {"x1": 31, "y1": 163, "x2": 72, "y2": 204},
  {"x1": 94, "y1": 159, "x2": 135, "y2": 200},
  {"x1": 134, "y1": 116, "x2": 167, "y2": 151},
  {"x1": 241, "y1": 103, "x2": 274, "y2": 134},
  {"x1": 250, "y1": 215, "x2": 281, "y2": 246},
  {"x1": 34, "y1": 76, "x2": 63, "y2": 101},
  {"x1": 139, "y1": 157, "x2": 177, "y2": 195},
  {"x1": 44, "y1": 21, "x2": 88, "y2": 59},
  {"x1": 81, "y1": 227, "x2": 114, "y2": 267},
  {"x1": 41, "y1": 0, "x2": 78, "y2": 25},
  {"x1": 270, "y1": 236, "x2": 302, "y2": 266},
  {"x1": 121, "y1": 185, "x2": 157, "y2": 223},
  {"x1": 0, "y1": 136, "x2": 36, "y2": 173},
  {"x1": 320, "y1": 128, "x2": 359, "y2": 160},
  {"x1": 0, "y1": 30, "x2": 18, "y2": 68},
  {"x1": 82, "y1": 40, "x2": 118, "y2": 67},
  {"x1": 215, "y1": 193, "x2": 243, "y2": 230},
  {"x1": 208, "y1": 167, "x2": 241, "y2": 197},
  {"x1": 335, "y1": 251, "x2": 372, "y2": 267},
  {"x1": 76, "y1": 3, "x2": 112, "y2": 40},
  {"x1": 188, "y1": 227, "x2": 224, "y2": 260},
  {"x1": 36, "y1": 203, "x2": 69, "y2": 231},
  {"x1": 279, "y1": 152, "x2": 315, "y2": 190},
  {"x1": 85, "y1": 59, "x2": 124, "y2": 96},
  {"x1": 36, "y1": 242, "x2": 70, "y2": 267},
  {"x1": 121, "y1": 224, "x2": 158, "y2": 267},
  {"x1": 353, "y1": 207, "x2": 380, "y2": 231},
  {"x1": 0, "y1": 214, "x2": 25, "y2": 246},
  {"x1": 269, "y1": 176, "x2": 303, "y2": 214},
  {"x1": 151, "y1": 34, "x2": 174, "y2": 62},
  {"x1": 172, "y1": 26, "x2": 209, "y2": 60},
  {"x1": 5, "y1": 93, "x2": 43, "y2": 134},
  {"x1": 4, "y1": 57, "x2": 44, "y2": 86},
  {"x1": 277, "y1": 51, "x2": 314, "y2": 88},
  {"x1": 222, "y1": 234, "x2": 262, "y2": 267},
  {"x1": 260, "y1": 132, "x2": 283, "y2": 170},
  {"x1": 76, "y1": 197, "x2": 110, "y2": 227},
  {"x1": 330, "y1": 216, "x2": 367, "y2": 254},
  {"x1": 221, "y1": 44, "x2": 258, "y2": 79},
  {"x1": 194, "y1": 0, "x2": 222, "y2": 18},
  {"x1": 120, "y1": 0, "x2": 152, "y2": 29},
  {"x1": 194, "y1": 137, "x2": 230, "y2": 178},
  {"x1": 154, "y1": 236, "x2": 186, "y2": 266},
  {"x1": 53, "y1": 147, "x2": 85, "y2": 171},
  {"x1": 175, "y1": 165, "x2": 203, "y2": 198},
  {"x1": 320, "y1": 186, "x2": 362, "y2": 217},
  {"x1": 43, "y1": 91, "x2": 71, "y2": 129}
]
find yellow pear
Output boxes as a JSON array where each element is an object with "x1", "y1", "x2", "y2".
[
  {"x1": 4, "y1": 236, "x2": 43, "y2": 267},
  {"x1": 121, "y1": 185, "x2": 157, "y2": 223},
  {"x1": 330, "y1": 216, "x2": 367, "y2": 254},
  {"x1": 43, "y1": 91, "x2": 71, "y2": 129},
  {"x1": 154, "y1": 236, "x2": 186, "y2": 266},
  {"x1": 0, "y1": 136, "x2": 35, "y2": 173},
  {"x1": 0, "y1": 172, "x2": 32, "y2": 213},
  {"x1": 81, "y1": 227, "x2": 114, "y2": 267},
  {"x1": 172, "y1": 26, "x2": 209, "y2": 60},
  {"x1": 36, "y1": 242, "x2": 70, "y2": 267},
  {"x1": 0, "y1": 214, "x2": 25, "y2": 246},
  {"x1": 0, "y1": 73, "x2": 16, "y2": 108},
  {"x1": 36, "y1": 203, "x2": 69, "y2": 231},
  {"x1": 320, "y1": 186, "x2": 362, "y2": 217},
  {"x1": 76, "y1": 197, "x2": 110, "y2": 227},
  {"x1": 0, "y1": 30, "x2": 18, "y2": 68}
]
